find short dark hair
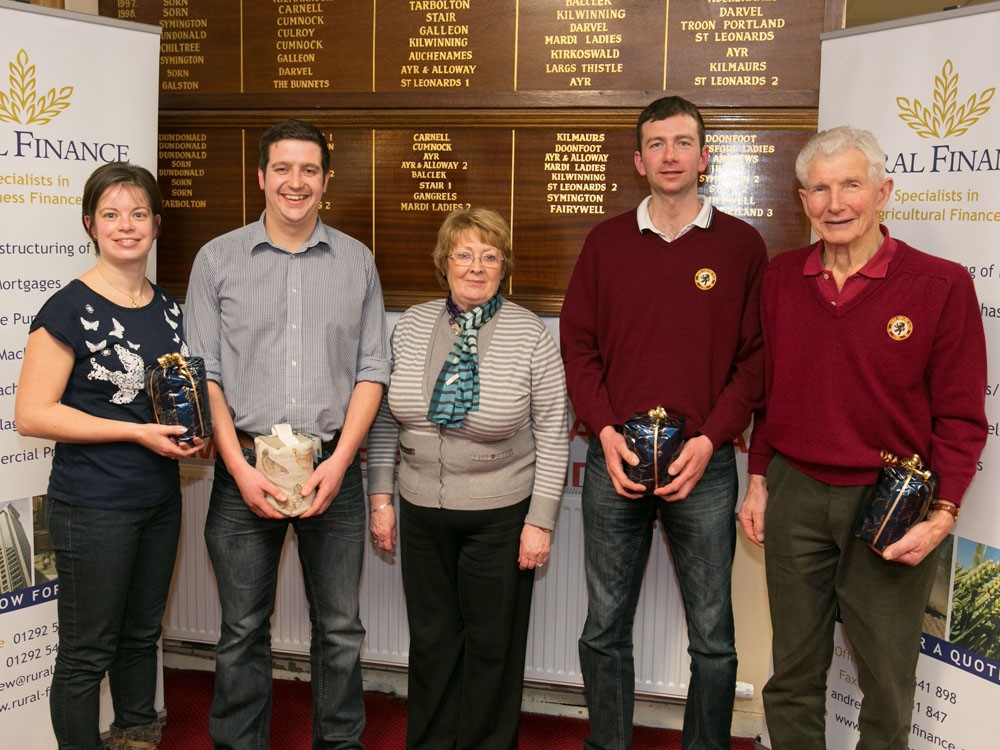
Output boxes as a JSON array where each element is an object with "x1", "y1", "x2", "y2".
[
  {"x1": 258, "y1": 119, "x2": 330, "y2": 175},
  {"x1": 81, "y1": 162, "x2": 162, "y2": 250},
  {"x1": 636, "y1": 96, "x2": 706, "y2": 151}
]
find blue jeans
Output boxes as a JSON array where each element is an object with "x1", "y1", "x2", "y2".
[
  {"x1": 579, "y1": 439, "x2": 738, "y2": 750},
  {"x1": 205, "y1": 449, "x2": 366, "y2": 750},
  {"x1": 47, "y1": 495, "x2": 181, "y2": 750}
]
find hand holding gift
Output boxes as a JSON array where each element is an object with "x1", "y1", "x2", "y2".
[
  {"x1": 855, "y1": 451, "x2": 938, "y2": 553},
  {"x1": 622, "y1": 406, "x2": 686, "y2": 493},
  {"x1": 146, "y1": 353, "x2": 213, "y2": 444}
]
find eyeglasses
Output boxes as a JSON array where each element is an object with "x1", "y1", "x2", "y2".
[{"x1": 448, "y1": 250, "x2": 502, "y2": 269}]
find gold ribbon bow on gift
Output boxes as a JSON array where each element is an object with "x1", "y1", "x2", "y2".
[
  {"x1": 647, "y1": 406, "x2": 670, "y2": 489},
  {"x1": 880, "y1": 450, "x2": 933, "y2": 480}
]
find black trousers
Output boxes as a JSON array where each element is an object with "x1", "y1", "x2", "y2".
[{"x1": 400, "y1": 497, "x2": 535, "y2": 750}]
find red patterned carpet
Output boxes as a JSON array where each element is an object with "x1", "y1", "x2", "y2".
[{"x1": 160, "y1": 668, "x2": 757, "y2": 749}]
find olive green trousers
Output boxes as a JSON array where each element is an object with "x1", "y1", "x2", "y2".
[{"x1": 762, "y1": 454, "x2": 940, "y2": 750}]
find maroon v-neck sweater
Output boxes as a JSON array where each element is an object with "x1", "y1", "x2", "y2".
[
  {"x1": 561, "y1": 207, "x2": 767, "y2": 448},
  {"x1": 749, "y1": 229, "x2": 987, "y2": 504}
]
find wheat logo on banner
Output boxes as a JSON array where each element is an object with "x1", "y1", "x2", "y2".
[
  {"x1": 0, "y1": 49, "x2": 73, "y2": 125},
  {"x1": 896, "y1": 60, "x2": 994, "y2": 139}
]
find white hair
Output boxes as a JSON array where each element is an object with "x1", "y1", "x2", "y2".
[{"x1": 795, "y1": 126, "x2": 886, "y2": 185}]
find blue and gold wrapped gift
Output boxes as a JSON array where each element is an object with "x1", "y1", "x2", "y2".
[
  {"x1": 855, "y1": 451, "x2": 937, "y2": 553},
  {"x1": 146, "y1": 353, "x2": 213, "y2": 444},
  {"x1": 622, "y1": 406, "x2": 686, "y2": 492}
]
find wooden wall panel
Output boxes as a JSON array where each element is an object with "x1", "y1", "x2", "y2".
[{"x1": 101, "y1": 0, "x2": 844, "y2": 311}]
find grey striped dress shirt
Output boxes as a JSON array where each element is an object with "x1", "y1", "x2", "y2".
[{"x1": 185, "y1": 214, "x2": 391, "y2": 441}]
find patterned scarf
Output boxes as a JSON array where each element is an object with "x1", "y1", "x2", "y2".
[{"x1": 427, "y1": 292, "x2": 503, "y2": 428}]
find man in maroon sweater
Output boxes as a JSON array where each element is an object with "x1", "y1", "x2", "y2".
[
  {"x1": 561, "y1": 96, "x2": 767, "y2": 750},
  {"x1": 739, "y1": 126, "x2": 987, "y2": 749}
]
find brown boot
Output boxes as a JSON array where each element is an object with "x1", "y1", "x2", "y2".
[
  {"x1": 108, "y1": 725, "x2": 126, "y2": 750},
  {"x1": 109, "y1": 722, "x2": 161, "y2": 750}
]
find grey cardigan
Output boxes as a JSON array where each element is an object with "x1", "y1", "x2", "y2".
[{"x1": 366, "y1": 299, "x2": 569, "y2": 529}]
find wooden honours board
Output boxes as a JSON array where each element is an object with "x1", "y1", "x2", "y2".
[{"x1": 101, "y1": 0, "x2": 843, "y2": 311}]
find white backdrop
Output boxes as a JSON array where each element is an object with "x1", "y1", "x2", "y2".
[
  {"x1": 0, "y1": 2, "x2": 160, "y2": 745},
  {"x1": 815, "y1": 5, "x2": 1000, "y2": 750}
]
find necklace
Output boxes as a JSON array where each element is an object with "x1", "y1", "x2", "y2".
[{"x1": 96, "y1": 262, "x2": 146, "y2": 308}]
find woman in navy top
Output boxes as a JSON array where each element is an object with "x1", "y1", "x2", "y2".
[{"x1": 16, "y1": 162, "x2": 202, "y2": 750}]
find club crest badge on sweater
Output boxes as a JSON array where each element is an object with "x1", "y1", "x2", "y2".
[
  {"x1": 887, "y1": 315, "x2": 913, "y2": 340},
  {"x1": 694, "y1": 268, "x2": 717, "y2": 290}
]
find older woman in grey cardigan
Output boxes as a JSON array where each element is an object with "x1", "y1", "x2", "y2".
[{"x1": 367, "y1": 207, "x2": 569, "y2": 750}]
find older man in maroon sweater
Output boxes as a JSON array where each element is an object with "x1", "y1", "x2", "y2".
[
  {"x1": 562, "y1": 96, "x2": 767, "y2": 750},
  {"x1": 740, "y1": 126, "x2": 987, "y2": 750}
]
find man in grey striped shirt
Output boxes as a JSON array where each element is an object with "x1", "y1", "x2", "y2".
[{"x1": 185, "y1": 119, "x2": 391, "y2": 750}]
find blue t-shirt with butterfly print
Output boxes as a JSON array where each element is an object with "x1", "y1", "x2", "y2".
[{"x1": 30, "y1": 279, "x2": 187, "y2": 509}]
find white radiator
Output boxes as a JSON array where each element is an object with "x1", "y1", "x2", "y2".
[{"x1": 165, "y1": 459, "x2": 690, "y2": 698}]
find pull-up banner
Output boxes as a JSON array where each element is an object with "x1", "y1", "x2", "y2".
[
  {"x1": 816, "y1": 5, "x2": 1000, "y2": 750},
  {"x1": 0, "y1": 2, "x2": 160, "y2": 745}
]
